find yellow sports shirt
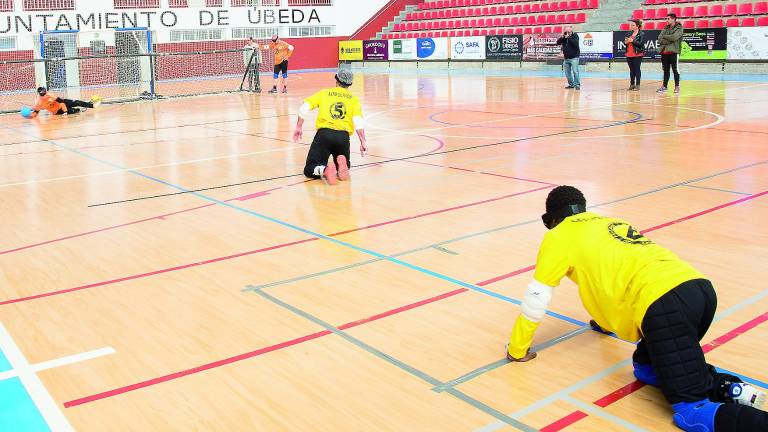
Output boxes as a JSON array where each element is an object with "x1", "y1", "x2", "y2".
[
  {"x1": 305, "y1": 87, "x2": 362, "y2": 136},
  {"x1": 509, "y1": 212, "x2": 704, "y2": 357}
]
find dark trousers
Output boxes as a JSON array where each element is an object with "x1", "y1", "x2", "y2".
[
  {"x1": 635, "y1": 279, "x2": 768, "y2": 431},
  {"x1": 627, "y1": 56, "x2": 643, "y2": 86},
  {"x1": 56, "y1": 99, "x2": 93, "y2": 115},
  {"x1": 661, "y1": 53, "x2": 680, "y2": 87},
  {"x1": 303, "y1": 128, "x2": 351, "y2": 179}
]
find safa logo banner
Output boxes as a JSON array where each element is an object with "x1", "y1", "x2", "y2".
[
  {"x1": 417, "y1": 37, "x2": 449, "y2": 59},
  {"x1": 450, "y1": 36, "x2": 486, "y2": 59}
]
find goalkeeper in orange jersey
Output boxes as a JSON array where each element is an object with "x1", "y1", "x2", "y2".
[
  {"x1": 31, "y1": 87, "x2": 99, "y2": 117},
  {"x1": 259, "y1": 34, "x2": 294, "y2": 94}
]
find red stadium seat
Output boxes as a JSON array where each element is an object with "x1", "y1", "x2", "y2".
[
  {"x1": 502, "y1": 17, "x2": 512, "y2": 25},
  {"x1": 514, "y1": 27, "x2": 524, "y2": 34},
  {"x1": 578, "y1": 0, "x2": 588, "y2": 9},
  {"x1": 575, "y1": 12, "x2": 586, "y2": 22},
  {"x1": 477, "y1": 18, "x2": 486, "y2": 26},
  {"x1": 509, "y1": 16, "x2": 518, "y2": 25},
  {"x1": 755, "y1": 2, "x2": 768, "y2": 15},
  {"x1": 632, "y1": 9, "x2": 643, "y2": 19},
  {"x1": 644, "y1": 21, "x2": 655, "y2": 30},
  {"x1": 535, "y1": 27, "x2": 545, "y2": 33},
  {"x1": 656, "y1": 7, "x2": 668, "y2": 18},
  {"x1": 694, "y1": 6, "x2": 708, "y2": 17},
  {"x1": 681, "y1": 7, "x2": 694, "y2": 18},
  {"x1": 758, "y1": 16, "x2": 768, "y2": 26},
  {"x1": 449, "y1": 30, "x2": 457, "y2": 36},
  {"x1": 565, "y1": 13, "x2": 575, "y2": 22},
  {"x1": 589, "y1": 0, "x2": 598, "y2": 9},
  {"x1": 441, "y1": 30, "x2": 449, "y2": 36},
  {"x1": 737, "y1": 3, "x2": 752, "y2": 15},
  {"x1": 670, "y1": 7, "x2": 681, "y2": 17},
  {"x1": 460, "y1": 8, "x2": 468, "y2": 17},
  {"x1": 709, "y1": 19, "x2": 724, "y2": 27},
  {"x1": 426, "y1": 31, "x2": 434, "y2": 37},
  {"x1": 558, "y1": 1, "x2": 567, "y2": 10},
  {"x1": 725, "y1": 18, "x2": 739, "y2": 27},
  {"x1": 537, "y1": 14, "x2": 547, "y2": 24},
  {"x1": 547, "y1": 14, "x2": 557, "y2": 24},
  {"x1": 482, "y1": 6, "x2": 489, "y2": 15},
  {"x1": 523, "y1": 4, "x2": 531, "y2": 13},
  {"x1": 524, "y1": 27, "x2": 533, "y2": 34},
  {"x1": 541, "y1": 2, "x2": 550, "y2": 12},
  {"x1": 682, "y1": 20, "x2": 694, "y2": 28},
  {"x1": 707, "y1": 5, "x2": 722, "y2": 17},
  {"x1": 643, "y1": 9, "x2": 654, "y2": 20},
  {"x1": 568, "y1": 1, "x2": 579, "y2": 10},
  {"x1": 440, "y1": 20, "x2": 448, "y2": 29},
  {"x1": 489, "y1": 28, "x2": 497, "y2": 35},
  {"x1": 550, "y1": 1, "x2": 560, "y2": 11},
  {"x1": 519, "y1": 16, "x2": 529, "y2": 25},
  {"x1": 741, "y1": 17, "x2": 756, "y2": 26},
  {"x1": 470, "y1": 18, "x2": 477, "y2": 26},
  {"x1": 480, "y1": 29, "x2": 489, "y2": 35},
  {"x1": 472, "y1": 29, "x2": 481, "y2": 35},
  {"x1": 724, "y1": 4, "x2": 737, "y2": 16},
  {"x1": 553, "y1": 25, "x2": 563, "y2": 32},
  {"x1": 543, "y1": 26, "x2": 553, "y2": 32},
  {"x1": 489, "y1": 6, "x2": 497, "y2": 14},
  {"x1": 556, "y1": 13, "x2": 566, "y2": 23},
  {"x1": 619, "y1": 22, "x2": 630, "y2": 30},
  {"x1": 645, "y1": 0, "x2": 655, "y2": 4},
  {"x1": 531, "y1": 3, "x2": 540, "y2": 12},
  {"x1": 695, "y1": 19, "x2": 709, "y2": 28}
]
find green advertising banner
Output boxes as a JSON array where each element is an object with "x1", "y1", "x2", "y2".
[{"x1": 680, "y1": 28, "x2": 727, "y2": 60}]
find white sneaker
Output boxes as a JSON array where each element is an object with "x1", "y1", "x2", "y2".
[{"x1": 728, "y1": 383, "x2": 766, "y2": 409}]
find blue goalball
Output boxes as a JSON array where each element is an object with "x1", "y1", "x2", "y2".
[{"x1": 20, "y1": 107, "x2": 33, "y2": 118}]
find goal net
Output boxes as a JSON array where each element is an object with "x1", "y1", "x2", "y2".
[{"x1": 0, "y1": 28, "x2": 275, "y2": 113}]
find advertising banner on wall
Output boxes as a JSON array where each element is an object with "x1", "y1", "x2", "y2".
[
  {"x1": 339, "y1": 40, "x2": 363, "y2": 61},
  {"x1": 389, "y1": 38, "x2": 417, "y2": 60},
  {"x1": 485, "y1": 34, "x2": 523, "y2": 59},
  {"x1": 613, "y1": 30, "x2": 661, "y2": 59},
  {"x1": 417, "y1": 37, "x2": 449, "y2": 59},
  {"x1": 728, "y1": 27, "x2": 768, "y2": 60},
  {"x1": 680, "y1": 28, "x2": 727, "y2": 60},
  {"x1": 577, "y1": 31, "x2": 613, "y2": 59},
  {"x1": 363, "y1": 40, "x2": 389, "y2": 61},
  {"x1": 522, "y1": 33, "x2": 563, "y2": 60},
  {"x1": 450, "y1": 36, "x2": 486, "y2": 60}
]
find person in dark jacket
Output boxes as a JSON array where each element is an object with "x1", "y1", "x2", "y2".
[
  {"x1": 625, "y1": 19, "x2": 645, "y2": 91},
  {"x1": 556, "y1": 26, "x2": 581, "y2": 90},
  {"x1": 657, "y1": 13, "x2": 684, "y2": 94}
]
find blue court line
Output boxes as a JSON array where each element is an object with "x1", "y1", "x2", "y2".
[
  {"x1": 0, "y1": 350, "x2": 10, "y2": 373},
  {"x1": 0, "y1": 378, "x2": 49, "y2": 432},
  {"x1": 5, "y1": 129, "x2": 593, "y2": 328},
  {"x1": 247, "y1": 285, "x2": 537, "y2": 432}
]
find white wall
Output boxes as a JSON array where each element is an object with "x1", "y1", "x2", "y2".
[{"x1": 0, "y1": 0, "x2": 389, "y2": 50}]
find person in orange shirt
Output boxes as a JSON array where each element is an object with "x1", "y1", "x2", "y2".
[
  {"x1": 624, "y1": 19, "x2": 645, "y2": 91},
  {"x1": 32, "y1": 87, "x2": 98, "y2": 116},
  {"x1": 260, "y1": 34, "x2": 294, "y2": 94}
]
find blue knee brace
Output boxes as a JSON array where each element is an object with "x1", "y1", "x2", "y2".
[
  {"x1": 672, "y1": 400, "x2": 721, "y2": 432},
  {"x1": 273, "y1": 73, "x2": 279, "y2": 80},
  {"x1": 633, "y1": 362, "x2": 660, "y2": 387},
  {"x1": 282, "y1": 72, "x2": 288, "y2": 79}
]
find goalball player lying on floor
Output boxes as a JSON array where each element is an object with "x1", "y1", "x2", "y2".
[
  {"x1": 31, "y1": 87, "x2": 100, "y2": 117},
  {"x1": 506, "y1": 186, "x2": 767, "y2": 432}
]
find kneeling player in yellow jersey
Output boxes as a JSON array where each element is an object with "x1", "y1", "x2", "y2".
[
  {"x1": 293, "y1": 69, "x2": 367, "y2": 185},
  {"x1": 506, "y1": 186, "x2": 767, "y2": 432}
]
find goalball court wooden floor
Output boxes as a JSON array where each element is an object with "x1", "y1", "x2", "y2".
[{"x1": 0, "y1": 70, "x2": 767, "y2": 431}]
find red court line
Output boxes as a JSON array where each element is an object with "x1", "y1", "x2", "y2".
[
  {"x1": 1, "y1": 187, "x2": 548, "y2": 306},
  {"x1": 59, "y1": 192, "x2": 768, "y2": 408},
  {"x1": 64, "y1": 287, "x2": 471, "y2": 407},
  {"x1": 540, "y1": 411, "x2": 588, "y2": 432},
  {"x1": 403, "y1": 160, "x2": 558, "y2": 186},
  {"x1": 474, "y1": 189, "x2": 768, "y2": 287},
  {"x1": 541, "y1": 311, "x2": 768, "y2": 431}
]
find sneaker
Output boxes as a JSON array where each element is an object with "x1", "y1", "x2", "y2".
[
  {"x1": 565, "y1": 85, "x2": 574, "y2": 89},
  {"x1": 656, "y1": 86, "x2": 667, "y2": 93},
  {"x1": 268, "y1": 87, "x2": 278, "y2": 94},
  {"x1": 281, "y1": 87, "x2": 288, "y2": 94},
  {"x1": 574, "y1": 86, "x2": 580, "y2": 90},
  {"x1": 631, "y1": 85, "x2": 640, "y2": 91},
  {"x1": 674, "y1": 86, "x2": 680, "y2": 94},
  {"x1": 728, "y1": 383, "x2": 766, "y2": 409},
  {"x1": 323, "y1": 162, "x2": 338, "y2": 185},
  {"x1": 93, "y1": 101, "x2": 101, "y2": 108},
  {"x1": 337, "y1": 155, "x2": 349, "y2": 181},
  {"x1": 627, "y1": 85, "x2": 636, "y2": 91}
]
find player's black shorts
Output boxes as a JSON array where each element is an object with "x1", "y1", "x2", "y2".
[
  {"x1": 303, "y1": 128, "x2": 351, "y2": 178},
  {"x1": 274, "y1": 60, "x2": 289, "y2": 75}
]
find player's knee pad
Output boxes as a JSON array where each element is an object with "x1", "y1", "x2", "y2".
[
  {"x1": 273, "y1": 73, "x2": 279, "y2": 80},
  {"x1": 672, "y1": 400, "x2": 721, "y2": 432},
  {"x1": 282, "y1": 72, "x2": 288, "y2": 79},
  {"x1": 633, "y1": 362, "x2": 659, "y2": 387}
]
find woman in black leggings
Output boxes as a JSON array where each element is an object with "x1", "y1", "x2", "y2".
[{"x1": 624, "y1": 19, "x2": 645, "y2": 91}]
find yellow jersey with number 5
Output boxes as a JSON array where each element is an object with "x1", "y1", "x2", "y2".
[
  {"x1": 533, "y1": 211, "x2": 705, "y2": 342},
  {"x1": 304, "y1": 87, "x2": 362, "y2": 136}
]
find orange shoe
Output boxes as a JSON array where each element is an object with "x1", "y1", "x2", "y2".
[
  {"x1": 337, "y1": 155, "x2": 349, "y2": 181},
  {"x1": 324, "y1": 162, "x2": 338, "y2": 185}
]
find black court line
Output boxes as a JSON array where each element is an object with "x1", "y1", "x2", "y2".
[{"x1": 87, "y1": 110, "x2": 645, "y2": 207}]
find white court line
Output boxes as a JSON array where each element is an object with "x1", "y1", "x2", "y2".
[
  {"x1": 0, "y1": 323, "x2": 75, "y2": 431},
  {"x1": 0, "y1": 323, "x2": 116, "y2": 431},
  {"x1": 0, "y1": 145, "x2": 305, "y2": 189},
  {"x1": 562, "y1": 395, "x2": 648, "y2": 432}
]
